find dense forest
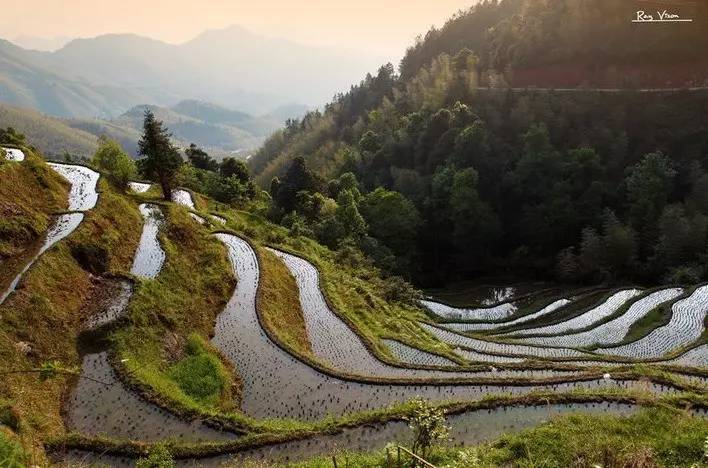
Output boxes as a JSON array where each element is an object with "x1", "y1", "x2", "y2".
[{"x1": 248, "y1": 0, "x2": 708, "y2": 287}]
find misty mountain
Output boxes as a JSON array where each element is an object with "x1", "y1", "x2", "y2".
[
  {"x1": 0, "y1": 26, "x2": 386, "y2": 118},
  {"x1": 112, "y1": 100, "x2": 283, "y2": 157}
]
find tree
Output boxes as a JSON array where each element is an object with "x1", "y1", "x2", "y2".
[
  {"x1": 0, "y1": 127, "x2": 25, "y2": 145},
  {"x1": 449, "y1": 168, "x2": 500, "y2": 263},
  {"x1": 138, "y1": 110, "x2": 183, "y2": 201},
  {"x1": 360, "y1": 188, "x2": 421, "y2": 269},
  {"x1": 273, "y1": 157, "x2": 321, "y2": 212},
  {"x1": 335, "y1": 190, "x2": 367, "y2": 239},
  {"x1": 625, "y1": 152, "x2": 676, "y2": 252},
  {"x1": 220, "y1": 157, "x2": 250, "y2": 183},
  {"x1": 91, "y1": 136, "x2": 136, "y2": 189},
  {"x1": 185, "y1": 144, "x2": 218, "y2": 172}
]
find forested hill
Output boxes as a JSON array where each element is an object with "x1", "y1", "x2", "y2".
[
  {"x1": 249, "y1": 0, "x2": 708, "y2": 287},
  {"x1": 400, "y1": 0, "x2": 708, "y2": 87}
]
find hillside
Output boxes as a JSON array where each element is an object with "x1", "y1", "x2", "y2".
[
  {"x1": 0, "y1": 137, "x2": 706, "y2": 467},
  {"x1": 112, "y1": 100, "x2": 283, "y2": 157},
  {"x1": 0, "y1": 104, "x2": 99, "y2": 158},
  {"x1": 0, "y1": 99, "x2": 284, "y2": 160},
  {"x1": 400, "y1": 0, "x2": 708, "y2": 87},
  {"x1": 249, "y1": 0, "x2": 708, "y2": 286},
  {"x1": 0, "y1": 39, "x2": 171, "y2": 118},
  {"x1": 0, "y1": 26, "x2": 385, "y2": 118}
]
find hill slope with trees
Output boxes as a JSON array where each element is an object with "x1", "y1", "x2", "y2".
[{"x1": 249, "y1": 0, "x2": 708, "y2": 287}]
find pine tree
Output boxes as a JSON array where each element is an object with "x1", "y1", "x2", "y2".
[{"x1": 138, "y1": 110, "x2": 182, "y2": 201}]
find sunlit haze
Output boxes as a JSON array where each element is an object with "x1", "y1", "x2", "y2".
[{"x1": 2, "y1": 0, "x2": 477, "y2": 60}]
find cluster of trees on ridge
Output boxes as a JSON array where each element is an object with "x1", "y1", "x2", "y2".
[
  {"x1": 0, "y1": 111, "x2": 258, "y2": 208},
  {"x1": 250, "y1": 0, "x2": 708, "y2": 287}
]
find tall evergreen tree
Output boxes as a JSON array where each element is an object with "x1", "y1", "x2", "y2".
[{"x1": 138, "y1": 110, "x2": 182, "y2": 201}]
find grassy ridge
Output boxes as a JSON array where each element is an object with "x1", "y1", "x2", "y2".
[
  {"x1": 112, "y1": 205, "x2": 240, "y2": 415},
  {"x1": 0, "y1": 173, "x2": 141, "y2": 463},
  {"x1": 258, "y1": 247, "x2": 313, "y2": 356},
  {"x1": 283, "y1": 406, "x2": 708, "y2": 468},
  {"x1": 0, "y1": 149, "x2": 68, "y2": 260}
]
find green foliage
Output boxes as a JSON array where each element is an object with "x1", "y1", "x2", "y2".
[
  {"x1": 185, "y1": 143, "x2": 218, "y2": 172},
  {"x1": 136, "y1": 443, "x2": 175, "y2": 468},
  {"x1": 287, "y1": 407, "x2": 708, "y2": 468},
  {"x1": 0, "y1": 432, "x2": 26, "y2": 468},
  {"x1": 0, "y1": 127, "x2": 26, "y2": 146},
  {"x1": 406, "y1": 397, "x2": 449, "y2": 459},
  {"x1": 178, "y1": 164, "x2": 255, "y2": 205},
  {"x1": 220, "y1": 157, "x2": 250, "y2": 182},
  {"x1": 91, "y1": 135, "x2": 137, "y2": 189},
  {"x1": 167, "y1": 335, "x2": 228, "y2": 406}
]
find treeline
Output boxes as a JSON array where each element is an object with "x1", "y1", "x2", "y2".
[{"x1": 400, "y1": 0, "x2": 708, "y2": 81}]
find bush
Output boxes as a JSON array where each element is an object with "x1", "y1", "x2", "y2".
[
  {"x1": 167, "y1": 335, "x2": 228, "y2": 405},
  {"x1": 136, "y1": 443, "x2": 175, "y2": 468},
  {"x1": 92, "y1": 135, "x2": 137, "y2": 189}
]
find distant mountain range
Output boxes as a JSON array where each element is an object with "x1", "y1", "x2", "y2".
[
  {"x1": 0, "y1": 26, "x2": 386, "y2": 118},
  {"x1": 0, "y1": 98, "x2": 302, "y2": 159}
]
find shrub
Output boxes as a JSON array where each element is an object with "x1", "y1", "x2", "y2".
[
  {"x1": 136, "y1": 443, "x2": 175, "y2": 468},
  {"x1": 92, "y1": 135, "x2": 137, "y2": 189},
  {"x1": 167, "y1": 335, "x2": 228, "y2": 406}
]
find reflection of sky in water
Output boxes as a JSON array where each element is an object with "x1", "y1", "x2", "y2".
[{"x1": 481, "y1": 287, "x2": 515, "y2": 305}]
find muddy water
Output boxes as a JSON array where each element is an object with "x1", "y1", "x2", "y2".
[
  {"x1": 47, "y1": 163, "x2": 100, "y2": 211},
  {"x1": 84, "y1": 280, "x2": 133, "y2": 330},
  {"x1": 64, "y1": 352, "x2": 237, "y2": 442},
  {"x1": 270, "y1": 249, "x2": 586, "y2": 380},
  {"x1": 383, "y1": 339, "x2": 459, "y2": 367},
  {"x1": 442, "y1": 298, "x2": 571, "y2": 333},
  {"x1": 2, "y1": 147, "x2": 25, "y2": 161},
  {"x1": 60, "y1": 403, "x2": 647, "y2": 466},
  {"x1": 190, "y1": 213, "x2": 207, "y2": 224},
  {"x1": 172, "y1": 189, "x2": 195, "y2": 209},
  {"x1": 664, "y1": 345, "x2": 708, "y2": 367},
  {"x1": 213, "y1": 235, "x2": 676, "y2": 422},
  {"x1": 0, "y1": 213, "x2": 84, "y2": 305},
  {"x1": 131, "y1": 204, "x2": 166, "y2": 279}
]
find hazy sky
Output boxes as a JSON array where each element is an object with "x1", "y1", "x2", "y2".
[{"x1": 2, "y1": 0, "x2": 476, "y2": 59}]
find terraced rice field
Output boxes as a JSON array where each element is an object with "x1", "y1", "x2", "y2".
[
  {"x1": 2, "y1": 147, "x2": 25, "y2": 161},
  {"x1": 421, "y1": 299, "x2": 517, "y2": 321},
  {"x1": 64, "y1": 402, "x2": 639, "y2": 466},
  {"x1": 507, "y1": 289, "x2": 643, "y2": 337},
  {"x1": 172, "y1": 189, "x2": 196, "y2": 209},
  {"x1": 597, "y1": 286, "x2": 708, "y2": 358},
  {"x1": 131, "y1": 204, "x2": 166, "y2": 279},
  {"x1": 64, "y1": 352, "x2": 236, "y2": 442},
  {"x1": 47, "y1": 163, "x2": 100, "y2": 211},
  {"x1": 0, "y1": 163, "x2": 99, "y2": 305},
  {"x1": 128, "y1": 181, "x2": 152, "y2": 193},
  {"x1": 513, "y1": 289, "x2": 684, "y2": 348},
  {"x1": 442, "y1": 299, "x2": 571, "y2": 332},
  {"x1": 17, "y1": 164, "x2": 700, "y2": 465}
]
